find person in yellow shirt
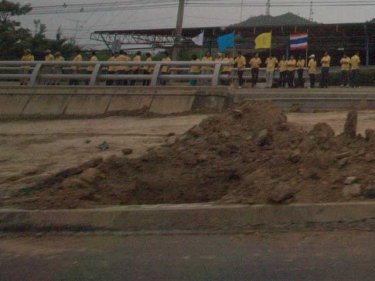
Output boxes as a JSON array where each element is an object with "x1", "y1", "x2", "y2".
[
  {"x1": 143, "y1": 52, "x2": 153, "y2": 86},
  {"x1": 189, "y1": 54, "x2": 200, "y2": 86},
  {"x1": 106, "y1": 52, "x2": 117, "y2": 86},
  {"x1": 116, "y1": 50, "x2": 130, "y2": 85},
  {"x1": 265, "y1": 55, "x2": 278, "y2": 88},
  {"x1": 296, "y1": 56, "x2": 305, "y2": 88},
  {"x1": 54, "y1": 52, "x2": 65, "y2": 85},
  {"x1": 130, "y1": 51, "x2": 142, "y2": 85},
  {"x1": 350, "y1": 51, "x2": 361, "y2": 88},
  {"x1": 234, "y1": 51, "x2": 246, "y2": 88},
  {"x1": 43, "y1": 49, "x2": 55, "y2": 85},
  {"x1": 249, "y1": 53, "x2": 262, "y2": 88},
  {"x1": 86, "y1": 51, "x2": 98, "y2": 85},
  {"x1": 320, "y1": 51, "x2": 331, "y2": 88},
  {"x1": 160, "y1": 51, "x2": 171, "y2": 86},
  {"x1": 221, "y1": 53, "x2": 233, "y2": 85},
  {"x1": 201, "y1": 51, "x2": 213, "y2": 72},
  {"x1": 308, "y1": 54, "x2": 317, "y2": 88},
  {"x1": 286, "y1": 55, "x2": 297, "y2": 88},
  {"x1": 340, "y1": 54, "x2": 351, "y2": 87},
  {"x1": 20, "y1": 49, "x2": 34, "y2": 85},
  {"x1": 278, "y1": 55, "x2": 287, "y2": 88},
  {"x1": 70, "y1": 50, "x2": 83, "y2": 85}
]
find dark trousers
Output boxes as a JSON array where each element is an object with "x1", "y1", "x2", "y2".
[
  {"x1": 309, "y1": 74, "x2": 316, "y2": 88},
  {"x1": 117, "y1": 70, "x2": 128, "y2": 86},
  {"x1": 238, "y1": 70, "x2": 244, "y2": 86},
  {"x1": 341, "y1": 70, "x2": 349, "y2": 86},
  {"x1": 279, "y1": 71, "x2": 287, "y2": 87},
  {"x1": 106, "y1": 71, "x2": 115, "y2": 86},
  {"x1": 287, "y1": 70, "x2": 295, "y2": 88},
  {"x1": 221, "y1": 71, "x2": 230, "y2": 85},
  {"x1": 130, "y1": 69, "x2": 139, "y2": 85},
  {"x1": 143, "y1": 70, "x2": 151, "y2": 86},
  {"x1": 351, "y1": 69, "x2": 360, "y2": 87},
  {"x1": 251, "y1": 68, "x2": 259, "y2": 87},
  {"x1": 320, "y1": 67, "x2": 329, "y2": 88},
  {"x1": 297, "y1": 69, "x2": 304, "y2": 87}
]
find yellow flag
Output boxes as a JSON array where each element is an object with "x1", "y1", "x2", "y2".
[{"x1": 255, "y1": 32, "x2": 272, "y2": 49}]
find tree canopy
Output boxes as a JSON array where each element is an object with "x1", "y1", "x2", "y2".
[{"x1": 0, "y1": 0, "x2": 77, "y2": 60}]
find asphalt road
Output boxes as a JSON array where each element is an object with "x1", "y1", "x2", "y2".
[{"x1": 0, "y1": 231, "x2": 374, "y2": 281}]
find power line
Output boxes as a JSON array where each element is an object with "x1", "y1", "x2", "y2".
[{"x1": 26, "y1": 0, "x2": 375, "y2": 15}]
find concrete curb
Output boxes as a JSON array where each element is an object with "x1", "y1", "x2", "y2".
[{"x1": 1, "y1": 202, "x2": 375, "y2": 233}]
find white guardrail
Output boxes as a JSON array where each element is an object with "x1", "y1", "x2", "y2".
[{"x1": 0, "y1": 60, "x2": 369, "y2": 87}]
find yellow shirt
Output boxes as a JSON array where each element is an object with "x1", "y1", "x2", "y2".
[
  {"x1": 21, "y1": 54, "x2": 34, "y2": 70},
  {"x1": 144, "y1": 57, "x2": 153, "y2": 72},
  {"x1": 201, "y1": 56, "x2": 213, "y2": 70},
  {"x1": 87, "y1": 55, "x2": 98, "y2": 72},
  {"x1": 116, "y1": 54, "x2": 130, "y2": 71},
  {"x1": 351, "y1": 55, "x2": 360, "y2": 70},
  {"x1": 190, "y1": 59, "x2": 201, "y2": 73},
  {"x1": 278, "y1": 60, "x2": 287, "y2": 72},
  {"x1": 107, "y1": 56, "x2": 117, "y2": 72},
  {"x1": 249, "y1": 57, "x2": 262, "y2": 69},
  {"x1": 321, "y1": 55, "x2": 331, "y2": 68},
  {"x1": 55, "y1": 55, "x2": 65, "y2": 61},
  {"x1": 340, "y1": 57, "x2": 351, "y2": 71},
  {"x1": 234, "y1": 55, "x2": 246, "y2": 70},
  {"x1": 161, "y1": 57, "x2": 171, "y2": 73},
  {"x1": 297, "y1": 59, "x2": 305, "y2": 69},
  {"x1": 45, "y1": 54, "x2": 55, "y2": 61},
  {"x1": 308, "y1": 59, "x2": 317, "y2": 74},
  {"x1": 72, "y1": 54, "x2": 82, "y2": 71},
  {"x1": 132, "y1": 55, "x2": 142, "y2": 71},
  {"x1": 222, "y1": 57, "x2": 233, "y2": 72},
  {"x1": 21, "y1": 54, "x2": 34, "y2": 61},
  {"x1": 287, "y1": 59, "x2": 297, "y2": 71},
  {"x1": 266, "y1": 57, "x2": 278, "y2": 71}
]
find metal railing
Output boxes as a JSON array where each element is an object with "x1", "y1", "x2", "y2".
[{"x1": 0, "y1": 60, "x2": 371, "y2": 87}]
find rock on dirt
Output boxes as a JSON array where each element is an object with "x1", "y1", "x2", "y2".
[
  {"x1": 363, "y1": 186, "x2": 375, "y2": 199},
  {"x1": 79, "y1": 168, "x2": 103, "y2": 184},
  {"x1": 342, "y1": 184, "x2": 362, "y2": 199},
  {"x1": 122, "y1": 148, "x2": 133, "y2": 155},
  {"x1": 268, "y1": 185, "x2": 295, "y2": 203},
  {"x1": 343, "y1": 110, "x2": 358, "y2": 138},
  {"x1": 256, "y1": 129, "x2": 272, "y2": 146},
  {"x1": 344, "y1": 176, "x2": 358, "y2": 185}
]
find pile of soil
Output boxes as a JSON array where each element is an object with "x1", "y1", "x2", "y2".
[{"x1": 8, "y1": 102, "x2": 375, "y2": 209}]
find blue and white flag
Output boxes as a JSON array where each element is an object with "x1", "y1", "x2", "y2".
[
  {"x1": 192, "y1": 31, "x2": 204, "y2": 46},
  {"x1": 217, "y1": 32, "x2": 235, "y2": 52},
  {"x1": 290, "y1": 33, "x2": 308, "y2": 50}
]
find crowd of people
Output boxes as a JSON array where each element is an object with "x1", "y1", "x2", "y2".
[{"x1": 20, "y1": 48, "x2": 361, "y2": 88}]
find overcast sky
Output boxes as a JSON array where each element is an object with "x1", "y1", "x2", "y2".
[{"x1": 16, "y1": 0, "x2": 375, "y2": 48}]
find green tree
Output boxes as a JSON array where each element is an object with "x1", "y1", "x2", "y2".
[{"x1": 0, "y1": 0, "x2": 78, "y2": 60}]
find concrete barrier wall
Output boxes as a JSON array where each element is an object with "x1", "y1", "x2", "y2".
[
  {"x1": 0, "y1": 86, "x2": 230, "y2": 119},
  {"x1": 2, "y1": 86, "x2": 375, "y2": 119}
]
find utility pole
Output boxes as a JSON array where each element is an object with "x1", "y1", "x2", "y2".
[
  {"x1": 266, "y1": 0, "x2": 271, "y2": 16},
  {"x1": 172, "y1": 0, "x2": 185, "y2": 60},
  {"x1": 309, "y1": 1, "x2": 314, "y2": 21}
]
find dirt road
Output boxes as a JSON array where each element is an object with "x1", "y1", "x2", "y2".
[{"x1": 0, "y1": 115, "x2": 207, "y2": 196}]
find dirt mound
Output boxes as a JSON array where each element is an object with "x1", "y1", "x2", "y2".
[{"x1": 8, "y1": 102, "x2": 375, "y2": 209}]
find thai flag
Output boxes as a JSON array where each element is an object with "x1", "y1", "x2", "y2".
[{"x1": 290, "y1": 33, "x2": 308, "y2": 50}]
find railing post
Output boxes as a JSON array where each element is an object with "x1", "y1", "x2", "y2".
[
  {"x1": 89, "y1": 63, "x2": 101, "y2": 86},
  {"x1": 150, "y1": 63, "x2": 161, "y2": 86},
  {"x1": 29, "y1": 63, "x2": 42, "y2": 87},
  {"x1": 211, "y1": 63, "x2": 221, "y2": 86}
]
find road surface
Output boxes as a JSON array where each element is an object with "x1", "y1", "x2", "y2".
[{"x1": 0, "y1": 230, "x2": 374, "y2": 281}]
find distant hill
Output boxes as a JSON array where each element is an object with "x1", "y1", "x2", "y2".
[{"x1": 233, "y1": 12, "x2": 317, "y2": 27}]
